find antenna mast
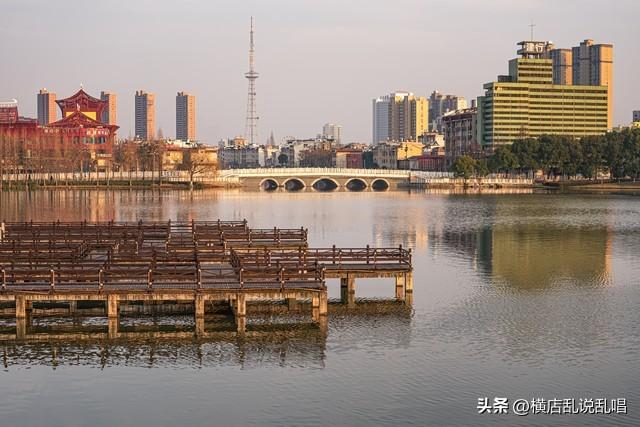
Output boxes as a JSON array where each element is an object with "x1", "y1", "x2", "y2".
[{"x1": 244, "y1": 17, "x2": 259, "y2": 145}]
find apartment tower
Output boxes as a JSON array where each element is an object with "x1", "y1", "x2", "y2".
[
  {"x1": 37, "y1": 89, "x2": 56, "y2": 125},
  {"x1": 100, "y1": 91, "x2": 117, "y2": 125},
  {"x1": 135, "y1": 90, "x2": 155, "y2": 140},
  {"x1": 372, "y1": 92, "x2": 428, "y2": 144},
  {"x1": 571, "y1": 39, "x2": 613, "y2": 129},
  {"x1": 176, "y1": 91, "x2": 196, "y2": 141}
]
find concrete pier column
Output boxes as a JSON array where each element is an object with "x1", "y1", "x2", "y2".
[
  {"x1": 16, "y1": 317, "x2": 27, "y2": 340},
  {"x1": 235, "y1": 293, "x2": 247, "y2": 334},
  {"x1": 195, "y1": 317, "x2": 205, "y2": 337},
  {"x1": 405, "y1": 272, "x2": 414, "y2": 293},
  {"x1": 15, "y1": 295, "x2": 27, "y2": 319},
  {"x1": 68, "y1": 300, "x2": 78, "y2": 316},
  {"x1": 194, "y1": 295, "x2": 205, "y2": 318},
  {"x1": 107, "y1": 294, "x2": 119, "y2": 318},
  {"x1": 312, "y1": 291, "x2": 328, "y2": 322},
  {"x1": 236, "y1": 316, "x2": 247, "y2": 335},
  {"x1": 340, "y1": 275, "x2": 355, "y2": 306},
  {"x1": 108, "y1": 317, "x2": 119, "y2": 339},
  {"x1": 236, "y1": 293, "x2": 246, "y2": 317},
  {"x1": 319, "y1": 291, "x2": 328, "y2": 316},
  {"x1": 287, "y1": 297, "x2": 298, "y2": 311},
  {"x1": 395, "y1": 274, "x2": 406, "y2": 302}
]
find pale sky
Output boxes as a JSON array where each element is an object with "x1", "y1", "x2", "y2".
[{"x1": 1, "y1": 0, "x2": 638, "y2": 144}]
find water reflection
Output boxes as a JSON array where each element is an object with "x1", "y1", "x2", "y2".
[{"x1": 0, "y1": 300, "x2": 411, "y2": 369}]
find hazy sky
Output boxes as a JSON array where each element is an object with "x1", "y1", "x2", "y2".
[{"x1": 1, "y1": 0, "x2": 639, "y2": 144}]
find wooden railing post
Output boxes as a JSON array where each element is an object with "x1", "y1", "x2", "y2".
[
  {"x1": 197, "y1": 268, "x2": 202, "y2": 289},
  {"x1": 98, "y1": 269, "x2": 104, "y2": 292},
  {"x1": 279, "y1": 267, "x2": 285, "y2": 292},
  {"x1": 366, "y1": 245, "x2": 370, "y2": 264},
  {"x1": 50, "y1": 269, "x2": 56, "y2": 292},
  {"x1": 147, "y1": 268, "x2": 153, "y2": 290},
  {"x1": 332, "y1": 245, "x2": 336, "y2": 264},
  {"x1": 1, "y1": 269, "x2": 6, "y2": 291},
  {"x1": 239, "y1": 268, "x2": 244, "y2": 289}
]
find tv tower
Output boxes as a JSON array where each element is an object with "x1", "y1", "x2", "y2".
[{"x1": 244, "y1": 17, "x2": 259, "y2": 145}]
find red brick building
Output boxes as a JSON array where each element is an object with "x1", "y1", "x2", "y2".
[{"x1": 0, "y1": 89, "x2": 118, "y2": 173}]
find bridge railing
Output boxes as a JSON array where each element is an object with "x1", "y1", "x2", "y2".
[{"x1": 220, "y1": 167, "x2": 412, "y2": 178}]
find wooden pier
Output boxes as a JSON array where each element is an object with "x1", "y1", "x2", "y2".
[{"x1": 0, "y1": 220, "x2": 413, "y2": 335}]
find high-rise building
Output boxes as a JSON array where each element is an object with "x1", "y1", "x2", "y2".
[
  {"x1": 100, "y1": 91, "x2": 117, "y2": 125},
  {"x1": 372, "y1": 96, "x2": 390, "y2": 144},
  {"x1": 548, "y1": 49, "x2": 572, "y2": 85},
  {"x1": 428, "y1": 91, "x2": 467, "y2": 132},
  {"x1": 570, "y1": 39, "x2": 613, "y2": 129},
  {"x1": 322, "y1": 123, "x2": 342, "y2": 144},
  {"x1": 176, "y1": 92, "x2": 196, "y2": 141},
  {"x1": 477, "y1": 40, "x2": 608, "y2": 148},
  {"x1": 37, "y1": 89, "x2": 56, "y2": 125},
  {"x1": 372, "y1": 92, "x2": 428, "y2": 144},
  {"x1": 135, "y1": 90, "x2": 155, "y2": 140}
]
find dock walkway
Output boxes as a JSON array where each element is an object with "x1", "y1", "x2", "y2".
[{"x1": 0, "y1": 220, "x2": 413, "y2": 333}]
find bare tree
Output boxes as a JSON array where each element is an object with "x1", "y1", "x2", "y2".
[{"x1": 180, "y1": 148, "x2": 217, "y2": 190}]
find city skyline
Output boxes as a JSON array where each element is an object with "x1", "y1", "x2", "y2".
[{"x1": 1, "y1": 0, "x2": 638, "y2": 144}]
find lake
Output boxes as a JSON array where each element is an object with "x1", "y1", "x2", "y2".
[{"x1": 0, "y1": 188, "x2": 638, "y2": 427}]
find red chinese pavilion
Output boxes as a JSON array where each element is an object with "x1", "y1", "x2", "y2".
[{"x1": 0, "y1": 89, "x2": 118, "y2": 172}]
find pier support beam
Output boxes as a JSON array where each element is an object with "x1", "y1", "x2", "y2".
[
  {"x1": 287, "y1": 297, "x2": 298, "y2": 311},
  {"x1": 340, "y1": 275, "x2": 355, "y2": 306},
  {"x1": 107, "y1": 294, "x2": 119, "y2": 318}
]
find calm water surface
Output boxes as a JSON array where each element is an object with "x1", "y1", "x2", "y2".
[{"x1": 0, "y1": 189, "x2": 639, "y2": 427}]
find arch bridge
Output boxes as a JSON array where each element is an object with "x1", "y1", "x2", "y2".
[{"x1": 219, "y1": 168, "x2": 414, "y2": 192}]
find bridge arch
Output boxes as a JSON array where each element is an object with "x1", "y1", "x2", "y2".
[
  {"x1": 345, "y1": 178, "x2": 367, "y2": 192},
  {"x1": 283, "y1": 178, "x2": 306, "y2": 192},
  {"x1": 311, "y1": 177, "x2": 340, "y2": 192},
  {"x1": 371, "y1": 178, "x2": 390, "y2": 192},
  {"x1": 259, "y1": 178, "x2": 280, "y2": 191}
]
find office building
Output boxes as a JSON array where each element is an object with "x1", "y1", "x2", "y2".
[
  {"x1": 100, "y1": 92, "x2": 117, "y2": 125},
  {"x1": 372, "y1": 92, "x2": 428, "y2": 144},
  {"x1": 428, "y1": 91, "x2": 467, "y2": 132},
  {"x1": 135, "y1": 90, "x2": 155, "y2": 140},
  {"x1": 37, "y1": 89, "x2": 56, "y2": 125},
  {"x1": 477, "y1": 40, "x2": 609, "y2": 148},
  {"x1": 322, "y1": 123, "x2": 342, "y2": 144},
  {"x1": 176, "y1": 92, "x2": 196, "y2": 141}
]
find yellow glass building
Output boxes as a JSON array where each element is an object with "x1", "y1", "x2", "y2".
[{"x1": 478, "y1": 41, "x2": 609, "y2": 148}]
